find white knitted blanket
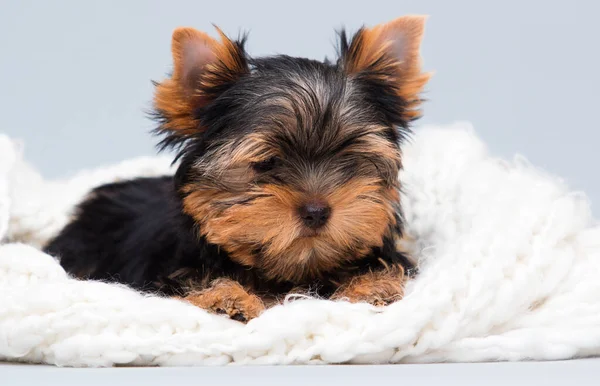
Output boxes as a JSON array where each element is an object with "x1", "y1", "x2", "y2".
[{"x1": 1, "y1": 123, "x2": 600, "y2": 367}]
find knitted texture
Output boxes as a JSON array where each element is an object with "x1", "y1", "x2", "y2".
[{"x1": 1, "y1": 123, "x2": 599, "y2": 367}]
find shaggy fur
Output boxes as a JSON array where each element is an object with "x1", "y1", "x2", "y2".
[{"x1": 44, "y1": 15, "x2": 431, "y2": 321}]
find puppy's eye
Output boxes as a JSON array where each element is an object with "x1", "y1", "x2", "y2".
[{"x1": 252, "y1": 156, "x2": 279, "y2": 173}]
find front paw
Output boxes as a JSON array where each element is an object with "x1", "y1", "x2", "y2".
[
  {"x1": 331, "y1": 265, "x2": 405, "y2": 306},
  {"x1": 180, "y1": 278, "x2": 265, "y2": 322}
]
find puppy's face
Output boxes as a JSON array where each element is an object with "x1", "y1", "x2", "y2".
[{"x1": 153, "y1": 17, "x2": 430, "y2": 283}]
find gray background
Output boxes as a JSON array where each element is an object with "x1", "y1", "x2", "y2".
[
  {"x1": 1, "y1": 0, "x2": 599, "y2": 213},
  {"x1": 3, "y1": 360, "x2": 600, "y2": 386},
  {"x1": 1, "y1": 0, "x2": 599, "y2": 380}
]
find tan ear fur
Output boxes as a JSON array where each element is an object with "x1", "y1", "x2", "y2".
[
  {"x1": 154, "y1": 26, "x2": 247, "y2": 136},
  {"x1": 345, "y1": 15, "x2": 432, "y2": 120}
]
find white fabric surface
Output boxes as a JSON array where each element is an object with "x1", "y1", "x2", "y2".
[{"x1": 1, "y1": 122, "x2": 599, "y2": 367}]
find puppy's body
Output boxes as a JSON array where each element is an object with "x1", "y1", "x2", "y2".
[
  {"x1": 47, "y1": 176, "x2": 411, "y2": 298},
  {"x1": 45, "y1": 16, "x2": 431, "y2": 321}
]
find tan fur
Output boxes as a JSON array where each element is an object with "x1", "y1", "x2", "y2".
[
  {"x1": 182, "y1": 176, "x2": 397, "y2": 283},
  {"x1": 344, "y1": 15, "x2": 432, "y2": 121},
  {"x1": 331, "y1": 262, "x2": 406, "y2": 305},
  {"x1": 178, "y1": 278, "x2": 265, "y2": 322},
  {"x1": 153, "y1": 26, "x2": 248, "y2": 136},
  {"x1": 176, "y1": 261, "x2": 407, "y2": 321}
]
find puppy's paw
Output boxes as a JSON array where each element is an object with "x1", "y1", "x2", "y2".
[
  {"x1": 331, "y1": 265, "x2": 405, "y2": 307},
  {"x1": 179, "y1": 278, "x2": 265, "y2": 322}
]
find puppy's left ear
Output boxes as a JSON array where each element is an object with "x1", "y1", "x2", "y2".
[
  {"x1": 153, "y1": 26, "x2": 248, "y2": 147},
  {"x1": 341, "y1": 15, "x2": 431, "y2": 122}
]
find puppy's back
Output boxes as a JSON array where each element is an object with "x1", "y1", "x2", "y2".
[{"x1": 44, "y1": 176, "x2": 185, "y2": 291}]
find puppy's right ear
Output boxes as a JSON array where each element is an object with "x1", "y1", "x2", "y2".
[
  {"x1": 153, "y1": 26, "x2": 248, "y2": 146},
  {"x1": 340, "y1": 16, "x2": 431, "y2": 124}
]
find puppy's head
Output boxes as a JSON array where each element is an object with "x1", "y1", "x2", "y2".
[{"x1": 153, "y1": 16, "x2": 430, "y2": 283}]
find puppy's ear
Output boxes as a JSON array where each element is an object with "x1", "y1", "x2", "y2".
[
  {"x1": 341, "y1": 15, "x2": 431, "y2": 122},
  {"x1": 153, "y1": 26, "x2": 248, "y2": 145}
]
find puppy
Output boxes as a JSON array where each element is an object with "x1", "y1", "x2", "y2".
[{"x1": 44, "y1": 15, "x2": 430, "y2": 322}]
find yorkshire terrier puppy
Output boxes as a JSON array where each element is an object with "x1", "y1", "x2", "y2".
[{"x1": 44, "y1": 15, "x2": 430, "y2": 322}]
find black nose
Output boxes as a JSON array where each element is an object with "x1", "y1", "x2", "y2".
[{"x1": 299, "y1": 200, "x2": 331, "y2": 229}]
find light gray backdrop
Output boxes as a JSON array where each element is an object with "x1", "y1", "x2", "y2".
[{"x1": 1, "y1": 0, "x2": 599, "y2": 214}]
